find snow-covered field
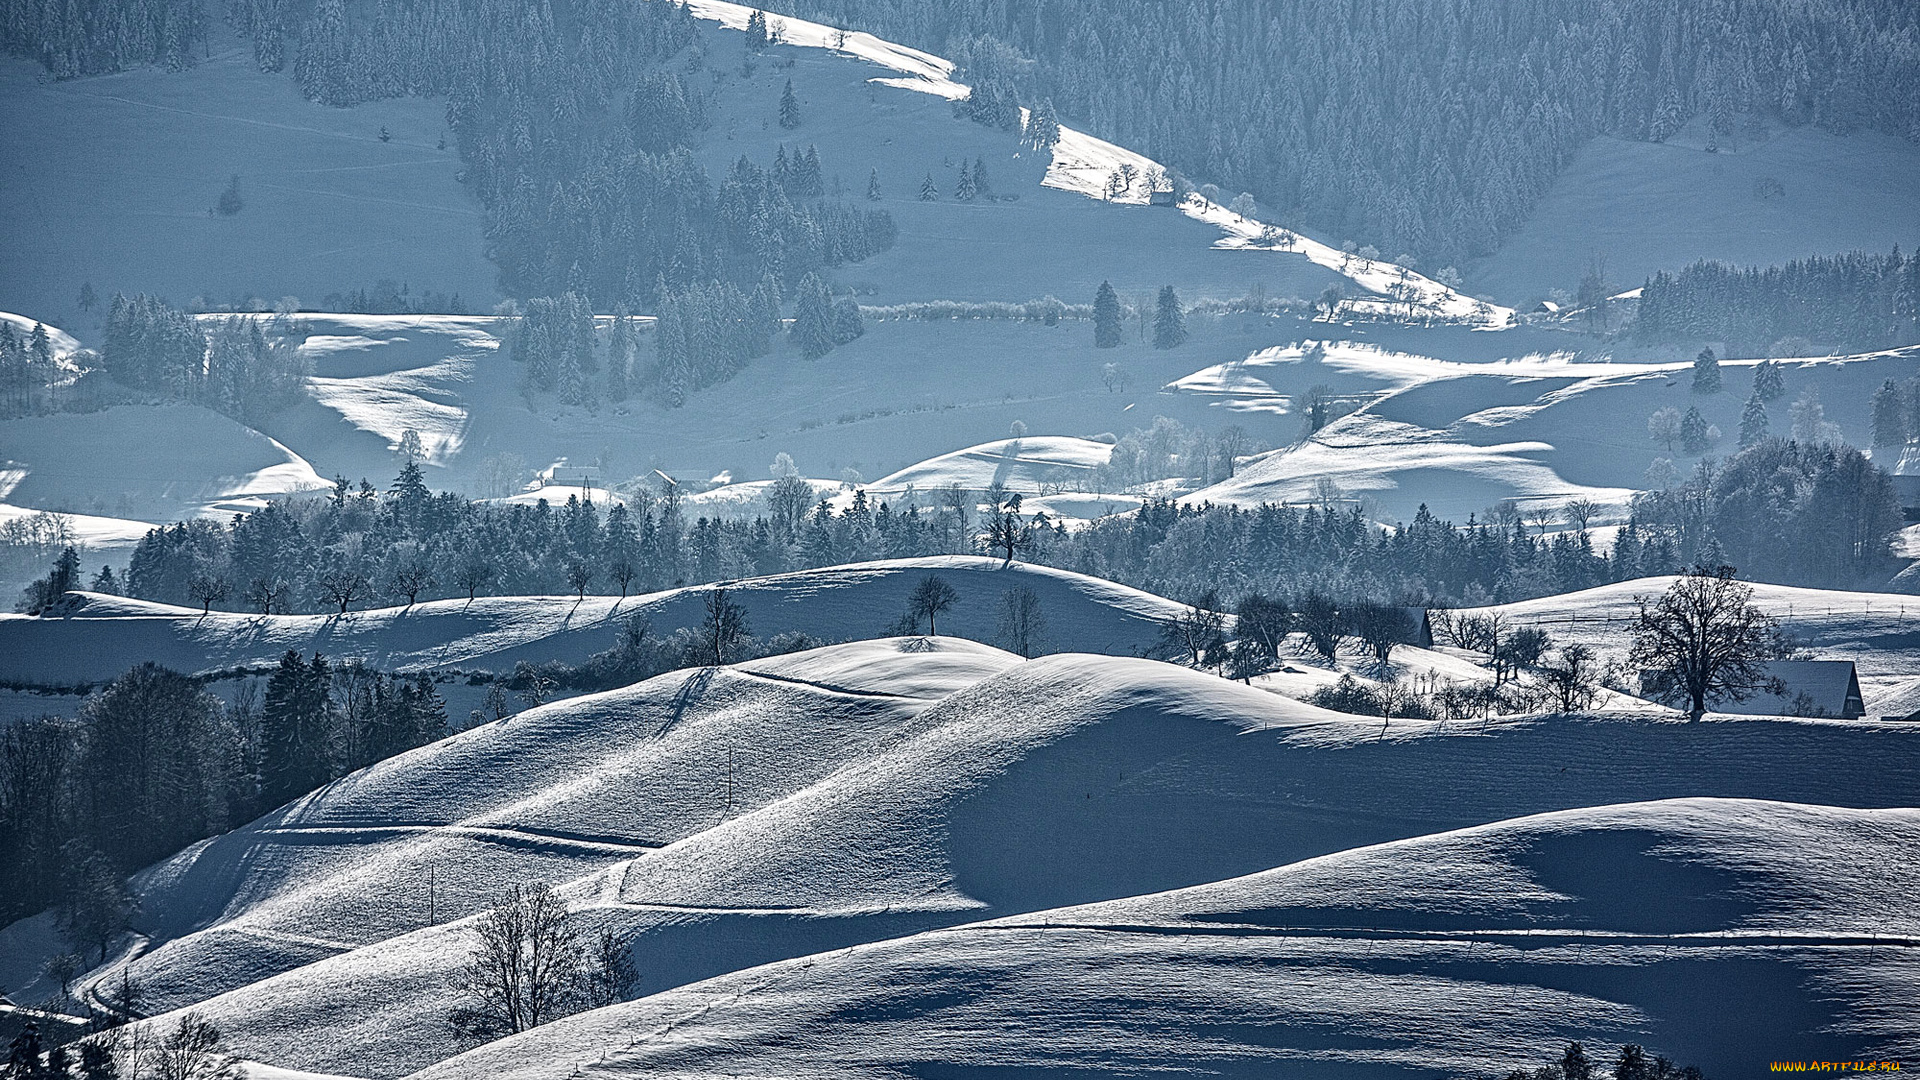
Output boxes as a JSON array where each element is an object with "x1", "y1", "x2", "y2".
[
  {"x1": 1186, "y1": 344, "x2": 1917, "y2": 522},
  {"x1": 1463, "y1": 576, "x2": 1920, "y2": 714},
  {"x1": 4, "y1": 3, "x2": 1919, "y2": 1076},
  {"x1": 34, "y1": 643, "x2": 1919, "y2": 1077},
  {"x1": 1472, "y1": 116, "x2": 1920, "y2": 305},
  {"x1": 0, "y1": 556, "x2": 1187, "y2": 686}
]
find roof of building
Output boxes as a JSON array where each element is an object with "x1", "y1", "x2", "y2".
[{"x1": 1640, "y1": 659, "x2": 1865, "y2": 719}]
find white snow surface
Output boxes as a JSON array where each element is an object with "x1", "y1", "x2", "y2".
[
  {"x1": 0, "y1": 556, "x2": 1185, "y2": 686},
  {"x1": 88, "y1": 647, "x2": 1920, "y2": 1077},
  {"x1": 1463, "y1": 575, "x2": 1920, "y2": 712},
  {"x1": 415, "y1": 798, "x2": 1919, "y2": 1080}
]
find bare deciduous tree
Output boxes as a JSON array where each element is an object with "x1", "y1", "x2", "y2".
[
  {"x1": 1161, "y1": 589, "x2": 1226, "y2": 665},
  {"x1": 1537, "y1": 643, "x2": 1606, "y2": 713},
  {"x1": 1630, "y1": 567, "x2": 1784, "y2": 721},
  {"x1": 700, "y1": 587, "x2": 752, "y2": 664},
  {"x1": 908, "y1": 575, "x2": 959, "y2": 636},
  {"x1": 450, "y1": 882, "x2": 583, "y2": 1038},
  {"x1": 996, "y1": 586, "x2": 1045, "y2": 657},
  {"x1": 152, "y1": 1013, "x2": 242, "y2": 1080},
  {"x1": 318, "y1": 567, "x2": 370, "y2": 614}
]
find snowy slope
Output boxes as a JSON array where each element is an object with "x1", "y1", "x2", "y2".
[
  {"x1": 854, "y1": 436, "x2": 1113, "y2": 497},
  {"x1": 0, "y1": 556, "x2": 1185, "y2": 686},
  {"x1": 0, "y1": 639, "x2": 1018, "y2": 1013},
  {"x1": 1186, "y1": 345, "x2": 1919, "y2": 522},
  {"x1": 0, "y1": 402, "x2": 330, "y2": 522},
  {"x1": 1461, "y1": 576, "x2": 1920, "y2": 713},
  {"x1": 111, "y1": 652, "x2": 1920, "y2": 1076},
  {"x1": 414, "y1": 798, "x2": 1920, "y2": 1080}
]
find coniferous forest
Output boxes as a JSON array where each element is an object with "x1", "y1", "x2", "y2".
[{"x1": 775, "y1": 0, "x2": 1920, "y2": 265}]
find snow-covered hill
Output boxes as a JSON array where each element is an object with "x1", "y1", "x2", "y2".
[
  {"x1": 85, "y1": 647, "x2": 1920, "y2": 1076},
  {"x1": 1185, "y1": 344, "x2": 1917, "y2": 522},
  {"x1": 0, "y1": 556, "x2": 1188, "y2": 686},
  {"x1": 1461, "y1": 576, "x2": 1920, "y2": 713},
  {"x1": 416, "y1": 798, "x2": 1920, "y2": 1080}
]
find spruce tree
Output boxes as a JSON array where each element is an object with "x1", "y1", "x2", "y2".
[
  {"x1": 1753, "y1": 359, "x2": 1786, "y2": 402},
  {"x1": 1093, "y1": 281, "x2": 1122, "y2": 348},
  {"x1": 778, "y1": 79, "x2": 800, "y2": 129},
  {"x1": 791, "y1": 273, "x2": 836, "y2": 359},
  {"x1": 1679, "y1": 405, "x2": 1710, "y2": 454},
  {"x1": 971, "y1": 155, "x2": 992, "y2": 198},
  {"x1": 955, "y1": 160, "x2": 975, "y2": 201},
  {"x1": 1871, "y1": 378, "x2": 1906, "y2": 446},
  {"x1": 1739, "y1": 390, "x2": 1770, "y2": 447},
  {"x1": 866, "y1": 167, "x2": 881, "y2": 201},
  {"x1": 918, "y1": 172, "x2": 939, "y2": 201},
  {"x1": 1691, "y1": 347, "x2": 1721, "y2": 394},
  {"x1": 1152, "y1": 285, "x2": 1187, "y2": 349},
  {"x1": 261, "y1": 651, "x2": 335, "y2": 808}
]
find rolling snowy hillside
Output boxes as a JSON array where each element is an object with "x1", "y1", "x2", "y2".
[
  {"x1": 416, "y1": 798, "x2": 1920, "y2": 1080},
  {"x1": 72, "y1": 646, "x2": 1920, "y2": 1076},
  {"x1": 0, "y1": 556, "x2": 1189, "y2": 686}
]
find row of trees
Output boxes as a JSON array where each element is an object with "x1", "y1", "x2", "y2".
[
  {"x1": 100, "y1": 295, "x2": 308, "y2": 423},
  {"x1": 1632, "y1": 437, "x2": 1898, "y2": 586},
  {"x1": 0, "y1": 656, "x2": 446, "y2": 930},
  {"x1": 97, "y1": 423, "x2": 1899, "y2": 624},
  {"x1": 0, "y1": 319, "x2": 60, "y2": 417},
  {"x1": 781, "y1": 0, "x2": 1920, "y2": 265},
  {"x1": 1637, "y1": 249, "x2": 1920, "y2": 355}
]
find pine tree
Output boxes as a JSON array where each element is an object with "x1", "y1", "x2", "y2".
[
  {"x1": 1152, "y1": 285, "x2": 1187, "y2": 349},
  {"x1": 955, "y1": 159, "x2": 976, "y2": 201},
  {"x1": 1739, "y1": 390, "x2": 1770, "y2": 448},
  {"x1": 78, "y1": 282, "x2": 98, "y2": 313},
  {"x1": 29, "y1": 323, "x2": 52, "y2": 365},
  {"x1": 389, "y1": 460, "x2": 431, "y2": 505},
  {"x1": 866, "y1": 167, "x2": 881, "y2": 201},
  {"x1": 918, "y1": 172, "x2": 939, "y2": 201},
  {"x1": 1871, "y1": 378, "x2": 1906, "y2": 446},
  {"x1": 1691, "y1": 347, "x2": 1721, "y2": 394},
  {"x1": 1680, "y1": 405, "x2": 1711, "y2": 454},
  {"x1": 261, "y1": 651, "x2": 334, "y2": 807},
  {"x1": 1753, "y1": 359, "x2": 1786, "y2": 402},
  {"x1": 1093, "y1": 281, "x2": 1123, "y2": 348},
  {"x1": 778, "y1": 79, "x2": 801, "y2": 129},
  {"x1": 791, "y1": 273, "x2": 836, "y2": 359}
]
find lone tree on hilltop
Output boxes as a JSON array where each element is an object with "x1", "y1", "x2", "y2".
[
  {"x1": 1093, "y1": 281, "x2": 1123, "y2": 348},
  {"x1": 907, "y1": 574, "x2": 959, "y2": 635},
  {"x1": 1629, "y1": 566, "x2": 1783, "y2": 721}
]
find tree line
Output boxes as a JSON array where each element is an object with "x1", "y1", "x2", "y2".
[
  {"x1": 0, "y1": 319, "x2": 61, "y2": 418},
  {"x1": 83, "y1": 419, "x2": 1899, "y2": 625},
  {"x1": 1636, "y1": 249, "x2": 1920, "y2": 355},
  {"x1": 0, "y1": 655, "x2": 447, "y2": 934},
  {"x1": 100, "y1": 295, "x2": 309, "y2": 424}
]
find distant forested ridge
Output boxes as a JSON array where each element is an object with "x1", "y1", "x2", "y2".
[
  {"x1": 4, "y1": 0, "x2": 894, "y2": 311},
  {"x1": 97, "y1": 430, "x2": 1899, "y2": 621},
  {"x1": 777, "y1": 0, "x2": 1920, "y2": 265},
  {"x1": 1637, "y1": 250, "x2": 1920, "y2": 354}
]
